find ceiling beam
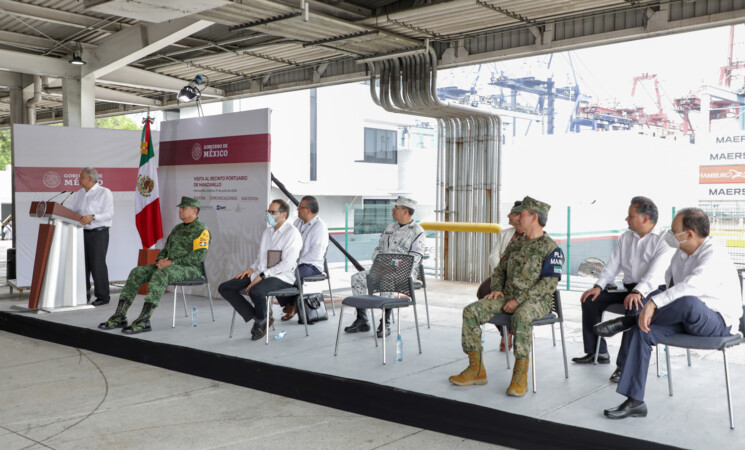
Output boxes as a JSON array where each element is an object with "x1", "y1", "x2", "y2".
[
  {"x1": 0, "y1": 49, "x2": 80, "y2": 78},
  {"x1": 0, "y1": 30, "x2": 58, "y2": 51},
  {"x1": 95, "y1": 86, "x2": 162, "y2": 107},
  {"x1": 82, "y1": 18, "x2": 214, "y2": 80},
  {"x1": 98, "y1": 66, "x2": 224, "y2": 97},
  {"x1": 0, "y1": 0, "x2": 127, "y2": 33},
  {"x1": 0, "y1": 71, "x2": 22, "y2": 88}
]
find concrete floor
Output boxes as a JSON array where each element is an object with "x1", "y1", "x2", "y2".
[
  {"x1": 2, "y1": 240, "x2": 745, "y2": 449},
  {"x1": 0, "y1": 330, "x2": 501, "y2": 450}
]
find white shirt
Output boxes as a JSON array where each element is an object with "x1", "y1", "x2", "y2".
[
  {"x1": 488, "y1": 227, "x2": 519, "y2": 271},
  {"x1": 293, "y1": 216, "x2": 329, "y2": 273},
  {"x1": 651, "y1": 237, "x2": 742, "y2": 330},
  {"x1": 595, "y1": 226, "x2": 674, "y2": 297},
  {"x1": 67, "y1": 183, "x2": 114, "y2": 230},
  {"x1": 250, "y1": 220, "x2": 302, "y2": 285}
]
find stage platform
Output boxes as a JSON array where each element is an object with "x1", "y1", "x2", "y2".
[{"x1": 0, "y1": 279, "x2": 743, "y2": 449}]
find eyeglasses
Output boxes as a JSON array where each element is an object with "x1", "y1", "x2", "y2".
[{"x1": 267, "y1": 209, "x2": 280, "y2": 215}]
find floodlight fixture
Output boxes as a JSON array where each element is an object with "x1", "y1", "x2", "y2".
[
  {"x1": 178, "y1": 74, "x2": 205, "y2": 103},
  {"x1": 69, "y1": 43, "x2": 86, "y2": 65}
]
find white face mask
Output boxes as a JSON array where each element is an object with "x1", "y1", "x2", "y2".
[{"x1": 664, "y1": 229, "x2": 687, "y2": 249}]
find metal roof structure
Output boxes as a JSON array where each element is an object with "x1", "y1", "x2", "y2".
[{"x1": 1, "y1": 0, "x2": 745, "y2": 126}]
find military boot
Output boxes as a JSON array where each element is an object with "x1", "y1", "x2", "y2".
[
  {"x1": 448, "y1": 351, "x2": 488, "y2": 386},
  {"x1": 122, "y1": 302, "x2": 155, "y2": 334},
  {"x1": 506, "y1": 358, "x2": 530, "y2": 397},
  {"x1": 98, "y1": 298, "x2": 132, "y2": 330}
]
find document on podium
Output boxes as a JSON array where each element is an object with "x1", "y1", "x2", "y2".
[{"x1": 267, "y1": 250, "x2": 282, "y2": 268}]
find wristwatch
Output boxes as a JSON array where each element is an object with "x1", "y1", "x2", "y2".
[
  {"x1": 91, "y1": 214, "x2": 95, "y2": 221},
  {"x1": 259, "y1": 272, "x2": 266, "y2": 280}
]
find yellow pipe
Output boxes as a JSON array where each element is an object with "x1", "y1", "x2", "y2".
[{"x1": 420, "y1": 222, "x2": 502, "y2": 233}]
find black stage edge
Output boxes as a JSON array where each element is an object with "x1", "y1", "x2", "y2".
[{"x1": 0, "y1": 311, "x2": 680, "y2": 450}]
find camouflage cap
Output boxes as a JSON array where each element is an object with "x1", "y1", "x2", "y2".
[
  {"x1": 512, "y1": 196, "x2": 550, "y2": 216},
  {"x1": 394, "y1": 195, "x2": 417, "y2": 209},
  {"x1": 177, "y1": 196, "x2": 200, "y2": 208},
  {"x1": 509, "y1": 200, "x2": 523, "y2": 215}
]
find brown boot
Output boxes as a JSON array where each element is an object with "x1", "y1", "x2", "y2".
[
  {"x1": 506, "y1": 358, "x2": 529, "y2": 397},
  {"x1": 449, "y1": 351, "x2": 488, "y2": 386}
]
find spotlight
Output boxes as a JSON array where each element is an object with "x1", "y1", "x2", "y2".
[
  {"x1": 178, "y1": 74, "x2": 204, "y2": 102},
  {"x1": 69, "y1": 43, "x2": 86, "y2": 65}
]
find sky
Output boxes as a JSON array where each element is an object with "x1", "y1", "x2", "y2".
[{"x1": 439, "y1": 24, "x2": 743, "y2": 118}]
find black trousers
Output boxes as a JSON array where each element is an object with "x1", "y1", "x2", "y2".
[
  {"x1": 581, "y1": 283, "x2": 641, "y2": 366},
  {"x1": 218, "y1": 276, "x2": 292, "y2": 323},
  {"x1": 281, "y1": 263, "x2": 322, "y2": 307},
  {"x1": 83, "y1": 227, "x2": 110, "y2": 302}
]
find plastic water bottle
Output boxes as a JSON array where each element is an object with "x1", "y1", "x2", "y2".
[
  {"x1": 274, "y1": 331, "x2": 287, "y2": 340},
  {"x1": 660, "y1": 347, "x2": 668, "y2": 377},
  {"x1": 192, "y1": 306, "x2": 198, "y2": 327},
  {"x1": 396, "y1": 334, "x2": 403, "y2": 362},
  {"x1": 481, "y1": 325, "x2": 486, "y2": 345}
]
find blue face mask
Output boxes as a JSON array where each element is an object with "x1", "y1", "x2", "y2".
[{"x1": 266, "y1": 213, "x2": 277, "y2": 226}]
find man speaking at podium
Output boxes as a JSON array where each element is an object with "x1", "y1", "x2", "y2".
[{"x1": 68, "y1": 167, "x2": 114, "y2": 306}]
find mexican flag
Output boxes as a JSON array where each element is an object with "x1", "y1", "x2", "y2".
[{"x1": 135, "y1": 117, "x2": 163, "y2": 248}]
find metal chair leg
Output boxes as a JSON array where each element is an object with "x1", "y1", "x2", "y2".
[
  {"x1": 412, "y1": 303, "x2": 422, "y2": 355},
  {"x1": 559, "y1": 322, "x2": 569, "y2": 379},
  {"x1": 229, "y1": 310, "x2": 236, "y2": 338},
  {"x1": 594, "y1": 338, "x2": 602, "y2": 365},
  {"x1": 502, "y1": 325, "x2": 510, "y2": 369},
  {"x1": 334, "y1": 305, "x2": 345, "y2": 356},
  {"x1": 723, "y1": 347, "x2": 735, "y2": 429},
  {"x1": 397, "y1": 308, "x2": 401, "y2": 336},
  {"x1": 656, "y1": 345, "x2": 661, "y2": 377},
  {"x1": 531, "y1": 330, "x2": 537, "y2": 393},
  {"x1": 327, "y1": 277, "x2": 335, "y2": 316},
  {"x1": 382, "y1": 309, "x2": 388, "y2": 365},
  {"x1": 550, "y1": 323, "x2": 556, "y2": 346},
  {"x1": 181, "y1": 289, "x2": 188, "y2": 317},
  {"x1": 423, "y1": 287, "x2": 430, "y2": 329},
  {"x1": 207, "y1": 281, "x2": 215, "y2": 321},
  {"x1": 666, "y1": 345, "x2": 674, "y2": 396},
  {"x1": 686, "y1": 348, "x2": 692, "y2": 366},
  {"x1": 172, "y1": 287, "x2": 178, "y2": 328},
  {"x1": 265, "y1": 295, "x2": 271, "y2": 345},
  {"x1": 370, "y1": 308, "x2": 378, "y2": 347},
  {"x1": 297, "y1": 292, "x2": 309, "y2": 337}
]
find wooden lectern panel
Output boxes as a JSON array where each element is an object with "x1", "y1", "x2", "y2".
[
  {"x1": 28, "y1": 224, "x2": 55, "y2": 309},
  {"x1": 29, "y1": 201, "x2": 82, "y2": 222}
]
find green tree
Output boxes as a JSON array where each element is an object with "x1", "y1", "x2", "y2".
[
  {"x1": 0, "y1": 129, "x2": 10, "y2": 170},
  {"x1": 95, "y1": 115, "x2": 140, "y2": 130}
]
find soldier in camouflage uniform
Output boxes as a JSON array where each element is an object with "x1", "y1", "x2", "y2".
[
  {"x1": 99, "y1": 196, "x2": 210, "y2": 334},
  {"x1": 449, "y1": 196, "x2": 564, "y2": 397},
  {"x1": 345, "y1": 196, "x2": 425, "y2": 338}
]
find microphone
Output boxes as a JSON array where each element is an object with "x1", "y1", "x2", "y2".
[
  {"x1": 60, "y1": 191, "x2": 74, "y2": 206},
  {"x1": 46, "y1": 190, "x2": 67, "y2": 202}
]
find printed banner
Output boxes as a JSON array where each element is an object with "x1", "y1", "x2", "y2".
[
  {"x1": 699, "y1": 134, "x2": 745, "y2": 198},
  {"x1": 158, "y1": 109, "x2": 271, "y2": 297},
  {"x1": 12, "y1": 125, "x2": 154, "y2": 287}
]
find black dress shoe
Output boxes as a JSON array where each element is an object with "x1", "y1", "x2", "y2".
[
  {"x1": 344, "y1": 317, "x2": 371, "y2": 333},
  {"x1": 594, "y1": 316, "x2": 636, "y2": 338},
  {"x1": 251, "y1": 321, "x2": 267, "y2": 340},
  {"x1": 572, "y1": 353, "x2": 610, "y2": 364},
  {"x1": 604, "y1": 398, "x2": 647, "y2": 419},
  {"x1": 376, "y1": 320, "x2": 391, "y2": 338},
  {"x1": 609, "y1": 366, "x2": 624, "y2": 383},
  {"x1": 91, "y1": 299, "x2": 110, "y2": 306}
]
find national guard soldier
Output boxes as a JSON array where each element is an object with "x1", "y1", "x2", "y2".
[
  {"x1": 449, "y1": 196, "x2": 564, "y2": 397},
  {"x1": 99, "y1": 196, "x2": 210, "y2": 334},
  {"x1": 344, "y1": 196, "x2": 425, "y2": 338}
]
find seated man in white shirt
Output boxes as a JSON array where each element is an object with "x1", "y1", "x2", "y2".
[
  {"x1": 280, "y1": 195, "x2": 329, "y2": 321},
  {"x1": 573, "y1": 196, "x2": 673, "y2": 384},
  {"x1": 218, "y1": 199, "x2": 302, "y2": 341},
  {"x1": 596, "y1": 208, "x2": 742, "y2": 419},
  {"x1": 68, "y1": 167, "x2": 115, "y2": 306}
]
